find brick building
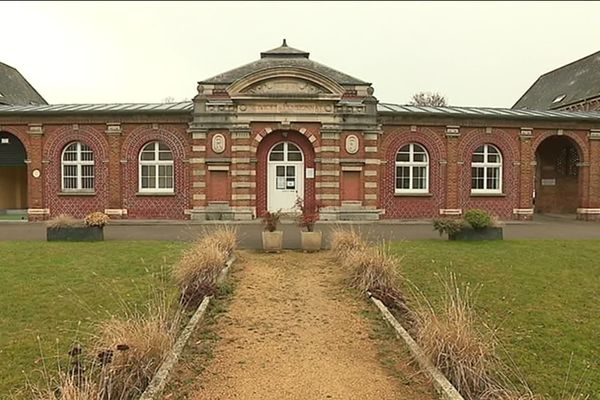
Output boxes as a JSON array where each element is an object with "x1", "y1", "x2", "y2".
[{"x1": 2, "y1": 41, "x2": 600, "y2": 221}]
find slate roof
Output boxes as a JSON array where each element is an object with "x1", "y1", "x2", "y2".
[
  {"x1": 378, "y1": 103, "x2": 600, "y2": 122},
  {"x1": 513, "y1": 50, "x2": 600, "y2": 110},
  {"x1": 0, "y1": 102, "x2": 193, "y2": 115},
  {"x1": 200, "y1": 40, "x2": 368, "y2": 86},
  {"x1": 0, "y1": 62, "x2": 47, "y2": 106}
]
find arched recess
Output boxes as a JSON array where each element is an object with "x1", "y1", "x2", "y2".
[
  {"x1": 0, "y1": 131, "x2": 28, "y2": 211},
  {"x1": 255, "y1": 130, "x2": 316, "y2": 217},
  {"x1": 533, "y1": 135, "x2": 583, "y2": 214}
]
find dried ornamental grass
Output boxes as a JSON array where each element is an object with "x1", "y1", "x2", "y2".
[
  {"x1": 46, "y1": 214, "x2": 82, "y2": 229},
  {"x1": 92, "y1": 299, "x2": 178, "y2": 399},
  {"x1": 330, "y1": 226, "x2": 366, "y2": 261},
  {"x1": 414, "y1": 273, "x2": 497, "y2": 399},
  {"x1": 173, "y1": 241, "x2": 227, "y2": 306},
  {"x1": 206, "y1": 225, "x2": 238, "y2": 256},
  {"x1": 30, "y1": 373, "x2": 102, "y2": 400}
]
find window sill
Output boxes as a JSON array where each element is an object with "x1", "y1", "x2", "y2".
[
  {"x1": 394, "y1": 192, "x2": 432, "y2": 197},
  {"x1": 470, "y1": 192, "x2": 506, "y2": 197},
  {"x1": 58, "y1": 191, "x2": 96, "y2": 196},
  {"x1": 136, "y1": 192, "x2": 176, "y2": 197}
]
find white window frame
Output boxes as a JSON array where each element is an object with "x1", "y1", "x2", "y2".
[
  {"x1": 138, "y1": 141, "x2": 174, "y2": 193},
  {"x1": 61, "y1": 142, "x2": 94, "y2": 192},
  {"x1": 471, "y1": 144, "x2": 502, "y2": 194},
  {"x1": 395, "y1": 143, "x2": 429, "y2": 193}
]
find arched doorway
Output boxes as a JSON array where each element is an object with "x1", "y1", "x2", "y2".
[
  {"x1": 534, "y1": 136, "x2": 581, "y2": 215},
  {"x1": 0, "y1": 132, "x2": 28, "y2": 215},
  {"x1": 267, "y1": 141, "x2": 304, "y2": 212}
]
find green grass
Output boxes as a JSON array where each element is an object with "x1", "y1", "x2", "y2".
[
  {"x1": 393, "y1": 240, "x2": 600, "y2": 398},
  {"x1": 0, "y1": 241, "x2": 188, "y2": 397}
]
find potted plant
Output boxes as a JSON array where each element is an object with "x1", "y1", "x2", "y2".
[
  {"x1": 46, "y1": 212, "x2": 109, "y2": 242},
  {"x1": 261, "y1": 210, "x2": 283, "y2": 252},
  {"x1": 433, "y1": 209, "x2": 502, "y2": 241},
  {"x1": 295, "y1": 196, "x2": 321, "y2": 252}
]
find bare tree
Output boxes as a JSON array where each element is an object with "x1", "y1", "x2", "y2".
[
  {"x1": 162, "y1": 96, "x2": 176, "y2": 103},
  {"x1": 409, "y1": 92, "x2": 448, "y2": 107}
]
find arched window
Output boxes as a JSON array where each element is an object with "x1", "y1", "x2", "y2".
[
  {"x1": 62, "y1": 142, "x2": 94, "y2": 191},
  {"x1": 471, "y1": 144, "x2": 502, "y2": 193},
  {"x1": 139, "y1": 141, "x2": 174, "y2": 192},
  {"x1": 268, "y1": 142, "x2": 303, "y2": 162},
  {"x1": 395, "y1": 143, "x2": 429, "y2": 193}
]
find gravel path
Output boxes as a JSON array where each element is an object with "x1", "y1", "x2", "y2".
[{"x1": 184, "y1": 250, "x2": 433, "y2": 400}]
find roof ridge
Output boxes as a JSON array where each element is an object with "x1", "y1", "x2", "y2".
[{"x1": 538, "y1": 49, "x2": 600, "y2": 78}]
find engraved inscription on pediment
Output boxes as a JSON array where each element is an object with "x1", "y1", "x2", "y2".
[{"x1": 242, "y1": 78, "x2": 330, "y2": 96}]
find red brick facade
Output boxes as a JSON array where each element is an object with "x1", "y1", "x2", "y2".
[{"x1": 2, "y1": 43, "x2": 600, "y2": 222}]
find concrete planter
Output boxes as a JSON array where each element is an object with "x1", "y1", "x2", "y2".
[
  {"x1": 262, "y1": 231, "x2": 283, "y2": 252},
  {"x1": 47, "y1": 226, "x2": 104, "y2": 242},
  {"x1": 449, "y1": 227, "x2": 503, "y2": 241},
  {"x1": 300, "y1": 231, "x2": 322, "y2": 252}
]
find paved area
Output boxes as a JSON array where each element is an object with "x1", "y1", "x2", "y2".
[
  {"x1": 171, "y1": 251, "x2": 434, "y2": 399},
  {"x1": 1, "y1": 215, "x2": 600, "y2": 247}
]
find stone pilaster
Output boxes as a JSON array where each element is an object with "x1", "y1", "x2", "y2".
[
  {"x1": 514, "y1": 128, "x2": 535, "y2": 220},
  {"x1": 104, "y1": 122, "x2": 124, "y2": 217},
  {"x1": 442, "y1": 125, "x2": 461, "y2": 215},
  {"x1": 26, "y1": 123, "x2": 46, "y2": 221}
]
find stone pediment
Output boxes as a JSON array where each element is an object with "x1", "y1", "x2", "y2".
[{"x1": 242, "y1": 78, "x2": 329, "y2": 96}]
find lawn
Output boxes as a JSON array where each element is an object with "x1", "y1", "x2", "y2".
[
  {"x1": 0, "y1": 241, "x2": 188, "y2": 397},
  {"x1": 393, "y1": 240, "x2": 600, "y2": 398}
]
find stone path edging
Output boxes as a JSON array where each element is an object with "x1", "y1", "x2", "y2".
[
  {"x1": 369, "y1": 294, "x2": 465, "y2": 400},
  {"x1": 139, "y1": 254, "x2": 236, "y2": 400}
]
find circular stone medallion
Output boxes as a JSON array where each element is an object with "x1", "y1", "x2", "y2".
[
  {"x1": 212, "y1": 133, "x2": 226, "y2": 154},
  {"x1": 345, "y1": 135, "x2": 359, "y2": 154}
]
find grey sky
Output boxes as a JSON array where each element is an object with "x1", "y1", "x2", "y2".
[{"x1": 2, "y1": 1, "x2": 600, "y2": 108}]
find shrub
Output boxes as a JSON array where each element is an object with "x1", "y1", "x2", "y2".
[
  {"x1": 262, "y1": 210, "x2": 282, "y2": 232},
  {"x1": 464, "y1": 209, "x2": 493, "y2": 230},
  {"x1": 173, "y1": 238, "x2": 227, "y2": 306},
  {"x1": 330, "y1": 226, "x2": 366, "y2": 261},
  {"x1": 294, "y1": 196, "x2": 320, "y2": 232},
  {"x1": 433, "y1": 218, "x2": 465, "y2": 236},
  {"x1": 414, "y1": 273, "x2": 497, "y2": 399},
  {"x1": 84, "y1": 212, "x2": 110, "y2": 228},
  {"x1": 46, "y1": 214, "x2": 82, "y2": 229}
]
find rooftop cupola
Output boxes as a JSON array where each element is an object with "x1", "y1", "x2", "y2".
[{"x1": 260, "y1": 39, "x2": 310, "y2": 59}]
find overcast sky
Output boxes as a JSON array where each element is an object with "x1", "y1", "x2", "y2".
[{"x1": 2, "y1": 1, "x2": 599, "y2": 108}]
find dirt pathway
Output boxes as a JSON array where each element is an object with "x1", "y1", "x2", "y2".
[{"x1": 177, "y1": 250, "x2": 433, "y2": 400}]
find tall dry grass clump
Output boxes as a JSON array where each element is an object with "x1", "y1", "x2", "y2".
[
  {"x1": 29, "y1": 373, "x2": 101, "y2": 400},
  {"x1": 330, "y1": 226, "x2": 366, "y2": 261},
  {"x1": 173, "y1": 227, "x2": 236, "y2": 306},
  {"x1": 92, "y1": 299, "x2": 178, "y2": 399},
  {"x1": 205, "y1": 225, "x2": 238, "y2": 256},
  {"x1": 414, "y1": 273, "x2": 497, "y2": 399},
  {"x1": 46, "y1": 214, "x2": 82, "y2": 229}
]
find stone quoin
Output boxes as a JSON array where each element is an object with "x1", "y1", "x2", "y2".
[{"x1": 1, "y1": 41, "x2": 600, "y2": 221}]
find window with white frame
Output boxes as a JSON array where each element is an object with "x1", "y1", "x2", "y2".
[
  {"x1": 62, "y1": 142, "x2": 94, "y2": 191},
  {"x1": 471, "y1": 144, "x2": 502, "y2": 193},
  {"x1": 139, "y1": 141, "x2": 174, "y2": 192},
  {"x1": 395, "y1": 143, "x2": 429, "y2": 193}
]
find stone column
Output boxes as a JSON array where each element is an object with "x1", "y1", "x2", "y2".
[
  {"x1": 362, "y1": 129, "x2": 380, "y2": 211},
  {"x1": 104, "y1": 122, "x2": 125, "y2": 218},
  {"x1": 514, "y1": 128, "x2": 535, "y2": 220},
  {"x1": 188, "y1": 127, "x2": 207, "y2": 218},
  {"x1": 441, "y1": 126, "x2": 462, "y2": 216},
  {"x1": 579, "y1": 129, "x2": 600, "y2": 220},
  {"x1": 230, "y1": 127, "x2": 254, "y2": 220},
  {"x1": 26, "y1": 123, "x2": 47, "y2": 221},
  {"x1": 317, "y1": 127, "x2": 341, "y2": 219}
]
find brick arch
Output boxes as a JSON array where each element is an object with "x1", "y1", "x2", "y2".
[
  {"x1": 457, "y1": 128, "x2": 519, "y2": 217},
  {"x1": 532, "y1": 131, "x2": 587, "y2": 213},
  {"x1": 0, "y1": 128, "x2": 31, "y2": 158},
  {"x1": 121, "y1": 126, "x2": 188, "y2": 160},
  {"x1": 380, "y1": 128, "x2": 446, "y2": 218},
  {"x1": 532, "y1": 130, "x2": 588, "y2": 162},
  {"x1": 121, "y1": 126, "x2": 190, "y2": 219},
  {"x1": 252, "y1": 127, "x2": 319, "y2": 155},
  {"x1": 255, "y1": 130, "x2": 316, "y2": 217},
  {"x1": 43, "y1": 126, "x2": 110, "y2": 218}
]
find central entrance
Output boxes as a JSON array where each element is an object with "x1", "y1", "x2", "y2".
[
  {"x1": 0, "y1": 132, "x2": 28, "y2": 218},
  {"x1": 267, "y1": 141, "x2": 304, "y2": 212}
]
